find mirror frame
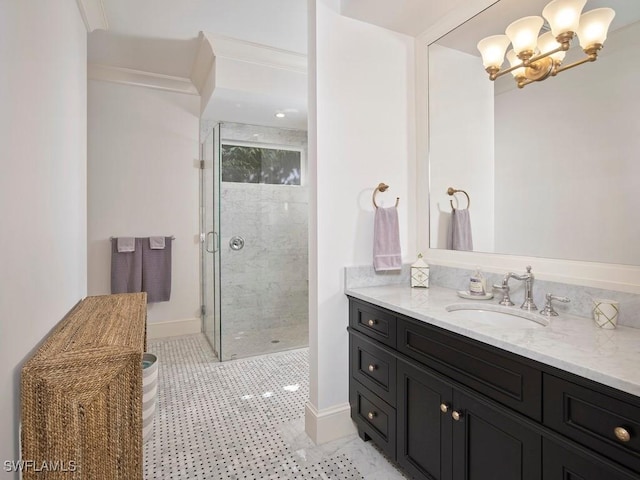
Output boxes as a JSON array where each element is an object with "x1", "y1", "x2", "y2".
[{"x1": 415, "y1": 0, "x2": 640, "y2": 294}]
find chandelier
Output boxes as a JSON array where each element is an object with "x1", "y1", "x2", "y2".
[{"x1": 477, "y1": 0, "x2": 615, "y2": 88}]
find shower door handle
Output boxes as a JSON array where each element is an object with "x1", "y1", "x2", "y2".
[{"x1": 206, "y1": 231, "x2": 219, "y2": 253}]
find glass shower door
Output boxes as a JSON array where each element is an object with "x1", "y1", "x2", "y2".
[
  {"x1": 201, "y1": 125, "x2": 221, "y2": 358},
  {"x1": 218, "y1": 122, "x2": 309, "y2": 360}
]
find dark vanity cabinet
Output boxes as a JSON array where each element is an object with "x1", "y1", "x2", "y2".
[
  {"x1": 396, "y1": 358, "x2": 541, "y2": 480},
  {"x1": 348, "y1": 297, "x2": 640, "y2": 480}
]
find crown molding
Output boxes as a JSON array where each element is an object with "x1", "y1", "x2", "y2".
[
  {"x1": 88, "y1": 64, "x2": 199, "y2": 96},
  {"x1": 205, "y1": 33, "x2": 307, "y2": 74},
  {"x1": 75, "y1": 0, "x2": 108, "y2": 32},
  {"x1": 191, "y1": 33, "x2": 216, "y2": 94},
  {"x1": 417, "y1": 0, "x2": 497, "y2": 46}
]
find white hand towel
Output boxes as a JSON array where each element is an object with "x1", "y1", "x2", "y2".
[
  {"x1": 373, "y1": 206, "x2": 402, "y2": 271},
  {"x1": 149, "y1": 236, "x2": 166, "y2": 250},
  {"x1": 117, "y1": 237, "x2": 136, "y2": 253}
]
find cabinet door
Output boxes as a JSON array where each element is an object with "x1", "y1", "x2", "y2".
[
  {"x1": 542, "y1": 438, "x2": 640, "y2": 480},
  {"x1": 397, "y1": 359, "x2": 453, "y2": 480},
  {"x1": 452, "y1": 390, "x2": 542, "y2": 480},
  {"x1": 543, "y1": 374, "x2": 640, "y2": 473}
]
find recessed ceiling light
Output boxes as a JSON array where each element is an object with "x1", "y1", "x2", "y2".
[{"x1": 274, "y1": 112, "x2": 286, "y2": 118}]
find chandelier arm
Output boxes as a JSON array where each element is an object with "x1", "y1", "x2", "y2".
[
  {"x1": 526, "y1": 44, "x2": 567, "y2": 65},
  {"x1": 489, "y1": 63, "x2": 524, "y2": 81},
  {"x1": 489, "y1": 39, "x2": 572, "y2": 82},
  {"x1": 555, "y1": 52, "x2": 599, "y2": 75}
]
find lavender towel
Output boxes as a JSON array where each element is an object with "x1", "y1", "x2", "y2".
[
  {"x1": 447, "y1": 208, "x2": 473, "y2": 251},
  {"x1": 373, "y1": 206, "x2": 402, "y2": 271},
  {"x1": 111, "y1": 238, "x2": 143, "y2": 294},
  {"x1": 142, "y1": 237, "x2": 172, "y2": 303}
]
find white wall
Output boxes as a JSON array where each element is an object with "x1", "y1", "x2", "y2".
[
  {"x1": 494, "y1": 21, "x2": 640, "y2": 265},
  {"x1": 428, "y1": 44, "x2": 495, "y2": 253},
  {"x1": 0, "y1": 0, "x2": 87, "y2": 473},
  {"x1": 87, "y1": 81, "x2": 201, "y2": 327},
  {"x1": 307, "y1": 0, "x2": 416, "y2": 442}
]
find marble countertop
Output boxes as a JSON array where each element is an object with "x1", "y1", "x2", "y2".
[{"x1": 345, "y1": 284, "x2": 640, "y2": 398}]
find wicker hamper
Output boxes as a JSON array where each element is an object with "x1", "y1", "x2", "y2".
[{"x1": 21, "y1": 293, "x2": 147, "y2": 480}]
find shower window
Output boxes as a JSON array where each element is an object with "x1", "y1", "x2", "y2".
[{"x1": 221, "y1": 143, "x2": 302, "y2": 185}]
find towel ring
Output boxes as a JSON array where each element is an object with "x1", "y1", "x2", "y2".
[
  {"x1": 447, "y1": 187, "x2": 470, "y2": 210},
  {"x1": 373, "y1": 183, "x2": 400, "y2": 209}
]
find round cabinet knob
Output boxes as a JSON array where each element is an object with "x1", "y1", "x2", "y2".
[
  {"x1": 367, "y1": 319, "x2": 377, "y2": 327},
  {"x1": 614, "y1": 426, "x2": 631, "y2": 443},
  {"x1": 452, "y1": 410, "x2": 464, "y2": 421},
  {"x1": 368, "y1": 364, "x2": 377, "y2": 372},
  {"x1": 367, "y1": 411, "x2": 377, "y2": 420},
  {"x1": 440, "y1": 403, "x2": 450, "y2": 413}
]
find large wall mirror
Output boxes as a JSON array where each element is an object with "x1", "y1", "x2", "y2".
[{"x1": 428, "y1": 0, "x2": 640, "y2": 266}]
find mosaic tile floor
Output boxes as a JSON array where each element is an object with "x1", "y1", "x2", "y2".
[
  {"x1": 221, "y1": 322, "x2": 308, "y2": 361},
  {"x1": 144, "y1": 334, "x2": 407, "y2": 479}
]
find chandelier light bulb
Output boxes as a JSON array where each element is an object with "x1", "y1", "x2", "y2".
[
  {"x1": 542, "y1": 0, "x2": 587, "y2": 37},
  {"x1": 577, "y1": 8, "x2": 616, "y2": 49},
  {"x1": 506, "y1": 16, "x2": 544, "y2": 57},
  {"x1": 506, "y1": 50, "x2": 526, "y2": 78},
  {"x1": 477, "y1": 34, "x2": 511, "y2": 69},
  {"x1": 537, "y1": 31, "x2": 566, "y2": 62}
]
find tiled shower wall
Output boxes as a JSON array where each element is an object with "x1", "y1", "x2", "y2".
[
  {"x1": 219, "y1": 123, "x2": 309, "y2": 336},
  {"x1": 221, "y1": 183, "x2": 308, "y2": 332}
]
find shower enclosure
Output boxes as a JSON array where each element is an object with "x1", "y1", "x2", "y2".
[{"x1": 201, "y1": 122, "x2": 309, "y2": 360}]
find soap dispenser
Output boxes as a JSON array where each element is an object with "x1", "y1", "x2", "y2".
[{"x1": 469, "y1": 268, "x2": 486, "y2": 296}]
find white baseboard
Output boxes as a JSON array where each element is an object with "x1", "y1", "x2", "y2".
[
  {"x1": 304, "y1": 401, "x2": 356, "y2": 445},
  {"x1": 147, "y1": 317, "x2": 201, "y2": 339}
]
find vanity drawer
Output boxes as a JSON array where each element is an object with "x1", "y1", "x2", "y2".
[
  {"x1": 350, "y1": 330, "x2": 396, "y2": 406},
  {"x1": 350, "y1": 381, "x2": 396, "y2": 460},
  {"x1": 397, "y1": 316, "x2": 542, "y2": 421},
  {"x1": 544, "y1": 374, "x2": 640, "y2": 473},
  {"x1": 349, "y1": 299, "x2": 397, "y2": 348}
]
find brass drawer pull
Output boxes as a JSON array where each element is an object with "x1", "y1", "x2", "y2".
[
  {"x1": 452, "y1": 410, "x2": 464, "y2": 421},
  {"x1": 440, "y1": 403, "x2": 450, "y2": 413},
  {"x1": 367, "y1": 319, "x2": 378, "y2": 327},
  {"x1": 368, "y1": 364, "x2": 377, "y2": 372},
  {"x1": 614, "y1": 426, "x2": 631, "y2": 443},
  {"x1": 367, "y1": 411, "x2": 377, "y2": 420}
]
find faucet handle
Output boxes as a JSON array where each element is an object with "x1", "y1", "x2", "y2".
[
  {"x1": 540, "y1": 293, "x2": 570, "y2": 317},
  {"x1": 493, "y1": 284, "x2": 515, "y2": 306}
]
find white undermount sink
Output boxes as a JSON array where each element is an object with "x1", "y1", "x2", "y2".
[{"x1": 445, "y1": 303, "x2": 549, "y2": 328}]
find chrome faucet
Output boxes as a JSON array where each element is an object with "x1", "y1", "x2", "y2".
[
  {"x1": 508, "y1": 266, "x2": 537, "y2": 311},
  {"x1": 500, "y1": 266, "x2": 537, "y2": 312},
  {"x1": 493, "y1": 278, "x2": 514, "y2": 306}
]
